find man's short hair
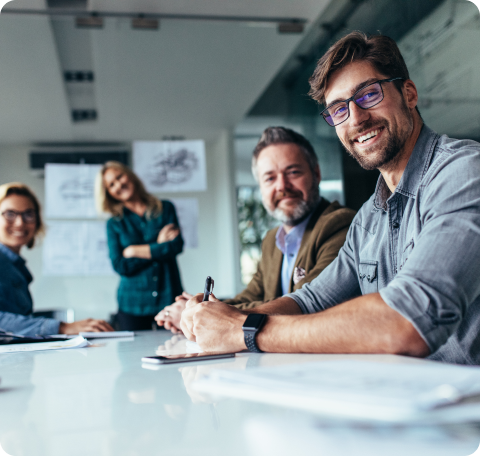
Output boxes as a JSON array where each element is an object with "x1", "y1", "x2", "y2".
[
  {"x1": 308, "y1": 31, "x2": 410, "y2": 106},
  {"x1": 252, "y1": 127, "x2": 319, "y2": 181}
]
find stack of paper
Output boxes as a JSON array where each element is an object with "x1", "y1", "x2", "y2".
[
  {"x1": 193, "y1": 360, "x2": 480, "y2": 423},
  {"x1": 0, "y1": 336, "x2": 89, "y2": 354}
]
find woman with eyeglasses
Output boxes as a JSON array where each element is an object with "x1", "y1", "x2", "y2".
[
  {"x1": 0, "y1": 182, "x2": 113, "y2": 336},
  {"x1": 96, "y1": 162, "x2": 184, "y2": 331}
]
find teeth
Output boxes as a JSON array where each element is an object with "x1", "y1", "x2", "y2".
[{"x1": 358, "y1": 129, "x2": 379, "y2": 143}]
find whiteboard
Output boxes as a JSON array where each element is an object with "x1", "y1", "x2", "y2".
[
  {"x1": 43, "y1": 221, "x2": 114, "y2": 276},
  {"x1": 170, "y1": 198, "x2": 199, "y2": 249},
  {"x1": 133, "y1": 140, "x2": 207, "y2": 193},
  {"x1": 45, "y1": 164, "x2": 101, "y2": 219}
]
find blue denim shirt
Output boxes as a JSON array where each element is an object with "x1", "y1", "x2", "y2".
[
  {"x1": 0, "y1": 244, "x2": 59, "y2": 336},
  {"x1": 288, "y1": 125, "x2": 480, "y2": 364}
]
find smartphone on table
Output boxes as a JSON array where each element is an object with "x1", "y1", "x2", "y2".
[{"x1": 142, "y1": 352, "x2": 235, "y2": 365}]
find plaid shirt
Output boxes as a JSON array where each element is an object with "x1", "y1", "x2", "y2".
[{"x1": 106, "y1": 200, "x2": 183, "y2": 316}]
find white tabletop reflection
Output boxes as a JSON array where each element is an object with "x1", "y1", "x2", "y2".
[{"x1": 0, "y1": 330, "x2": 479, "y2": 456}]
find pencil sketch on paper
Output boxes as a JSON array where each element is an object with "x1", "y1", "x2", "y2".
[
  {"x1": 149, "y1": 148, "x2": 199, "y2": 187},
  {"x1": 133, "y1": 140, "x2": 207, "y2": 193},
  {"x1": 43, "y1": 221, "x2": 114, "y2": 276},
  {"x1": 45, "y1": 164, "x2": 101, "y2": 218}
]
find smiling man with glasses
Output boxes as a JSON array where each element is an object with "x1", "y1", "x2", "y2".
[{"x1": 180, "y1": 32, "x2": 480, "y2": 364}]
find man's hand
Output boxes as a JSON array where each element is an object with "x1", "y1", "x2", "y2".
[
  {"x1": 59, "y1": 319, "x2": 113, "y2": 335},
  {"x1": 155, "y1": 300, "x2": 186, "y2": 334},
  {"x1": 180, "y1": 293, "x2": 247, "y2": 353},
  {"x1": 157, "y1": 224, "x2": 180, "y2": 243}
]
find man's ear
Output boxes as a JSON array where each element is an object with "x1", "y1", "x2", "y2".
[
  {"x1": 403, "y1": 79, "x2": 419, "y2": 111},
  {"x1": 314, "y1": 165, "x2": 321, "y2": 185}
]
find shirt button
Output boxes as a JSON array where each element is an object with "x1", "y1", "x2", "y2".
[
  {"x1": 392, "y1": 222, "x2": 400, "y2": 229},
  {"x1": 153, "y1": 276, "x2": 158, "y2": 281},
  {"x1": 289, "y1": 254, "x2": 294, "y2": 257},
  {"x1": 152, "y1": 291, "x2": 158, "y2": 297}
]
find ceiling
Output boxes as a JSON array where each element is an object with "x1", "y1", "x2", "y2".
[{"x1": 0, "y1": 0, "x2": 333, "y2": 143}]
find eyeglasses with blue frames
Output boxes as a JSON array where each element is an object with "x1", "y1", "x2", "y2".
[{"x1": 320, "y1": 77, "x2": 405, "y2": 127}]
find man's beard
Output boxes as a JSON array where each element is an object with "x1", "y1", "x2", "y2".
[
  {"x1": 265, "y1": 183, "x2": 320, "y2": 227},
  {"x1": 343, "y1": 104, "x2": 413, "y2": 171}
]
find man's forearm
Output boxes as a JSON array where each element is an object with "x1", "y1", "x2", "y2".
[
  {"x1": 244, "y1": 297, "x2": 303, "y2": 316},
  {"x1": 255, "y1": 293, "x2": 430, "y2": 356}
]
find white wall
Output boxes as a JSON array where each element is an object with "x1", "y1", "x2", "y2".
[{"x1": 0, "y1": 131, "x2": 241, "y2": 321}]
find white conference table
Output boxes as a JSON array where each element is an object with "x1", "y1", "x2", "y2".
[{"x1": 0, "y1": 330, "x2": 479, "y2": 456}]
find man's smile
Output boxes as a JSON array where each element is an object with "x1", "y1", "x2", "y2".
[{"x1": 353, "y1": 126, "x2": 385, "y2": 146}]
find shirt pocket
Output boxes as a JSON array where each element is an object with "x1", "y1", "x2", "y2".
[{"x1": 358, "y1": 260, "x2": 378, "y2": 294}]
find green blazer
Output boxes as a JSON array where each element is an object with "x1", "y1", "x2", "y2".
[
  {"x1": 225, "y1": 199, "x2": 355, "y2": 310},
  {"x1": 106, "y1": 201, "x2": 183, "y2": 316}
]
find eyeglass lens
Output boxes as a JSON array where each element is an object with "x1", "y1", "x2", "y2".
[
  {"x1": 2, "y1": 210, "x2": 36, "y2": 224},
  {"x1": 323, "y1": 82, "x2": 384, "y2": 126}
]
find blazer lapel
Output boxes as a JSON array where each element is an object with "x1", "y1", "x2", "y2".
[{"x1": 288, "y1": 199, "x2": 329, "y2": 292}]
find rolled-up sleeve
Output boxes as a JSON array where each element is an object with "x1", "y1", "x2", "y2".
[
  {"x1": 380, "y1": 147, "x2": 480, "y2": 353},
  {"x1": 0, "y1": 311, "x2": 60, "y2": 336},
  {"x1": 286, "y1": 223, "x2": 362, "y2": 314}
]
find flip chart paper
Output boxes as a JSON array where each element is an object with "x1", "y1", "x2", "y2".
[
  {"x1": 170, "y1": 198, "x2": 199, "y2": 249},
  {"x1": 45, "y1": 164, "x2": 101, "y2": 219},
  {"x1": 43, "y1": 221, "x2": 113, "y2": 276}
]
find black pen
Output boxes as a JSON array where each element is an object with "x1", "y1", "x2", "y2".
[{"x1": 203, "y1": 276, "x2": 214, "y2": 302}]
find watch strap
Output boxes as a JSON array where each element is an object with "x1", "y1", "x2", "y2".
[{"x1": 244, "y1": 330, "x2": 263, "y2": 353}]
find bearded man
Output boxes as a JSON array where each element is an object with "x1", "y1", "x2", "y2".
[
  {"x1": 180, "y1": 32, "x2": 480, "y2": 365},
  {"x1": 156, "y1": 127, "x2": 355, "y2": 332}
]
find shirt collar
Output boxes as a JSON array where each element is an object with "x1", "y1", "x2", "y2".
[
  {"x1": 275, "y1": 211, "x2": 314, "y2": 254},
  {"x1": 0, "y1": 243, "x2": 22, "y2": 263},
  {"x1": 373, "y1": 124, "x2": 439, "y2": 210}
]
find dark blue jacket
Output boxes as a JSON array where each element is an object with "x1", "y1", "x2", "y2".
[{"x1": 0, "y1": 244, "x2": 59, "y2": 335}]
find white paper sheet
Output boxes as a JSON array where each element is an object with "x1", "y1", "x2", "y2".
[
  {"x1": 194, "y1": 360, "x2": 480, "y2": 423},
  {"x1": 170, "y1": 198, "x2": 199, "y2": 248},
  {"x1": 0, "y1": 336, "x2": 89, "y2": 353},
  {"x1": 43, "y1": 221, "x2": 114, "y2": 276},
  {"x1": 79, "y1": 331, "x2": 134, "y2": 339},
  {"x1": 133, "y1": 140, "x2": 207, "y2": 192},
  {"x1": 45, "y1": 164, "x2": 101, "y2": 218}
]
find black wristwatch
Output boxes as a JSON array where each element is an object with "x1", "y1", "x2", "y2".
[{"x1": 242, "y1": 314, "x2": 267, "y2": 353}]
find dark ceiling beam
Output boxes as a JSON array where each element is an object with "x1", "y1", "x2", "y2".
[{"x1": 1, "y1": 8, "x2": 308, "y2": 25}]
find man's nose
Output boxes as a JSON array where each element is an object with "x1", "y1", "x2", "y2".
[
  {"x1": 348, "y1": 100, "x2": 370, "y2": 127},
  {"x1": 275, "y1": 173, "x2": 290, "y2": 192}
]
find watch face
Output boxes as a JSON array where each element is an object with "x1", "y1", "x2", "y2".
[{"x1": 243, "y1": 314, "x2": 266, "y2": 331}]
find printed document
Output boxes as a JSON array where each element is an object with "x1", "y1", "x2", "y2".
[{"x1": 194, "y1": 360, "x2": 480, "y2": 422}]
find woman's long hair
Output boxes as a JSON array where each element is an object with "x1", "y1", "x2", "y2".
[
  {"x1": 0, "y1": 182, "x2": 45, "y2": 248},
  {"x1": 95, "y1": 161, "x2": 163, "y2": 218}
]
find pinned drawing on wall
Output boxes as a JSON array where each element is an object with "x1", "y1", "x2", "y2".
[
  {"x1": 170, "y1": 198, "x2": 199, "y2": 249},
  {"x1": 43, "y1": 221, "x2": 114, "y2": 276},
  {"x1": 133, "y1": 140, "x2": 207, "y2": 193},
  {"x1": 45, "y1": 164, "x2": 101, "y2": 218}
]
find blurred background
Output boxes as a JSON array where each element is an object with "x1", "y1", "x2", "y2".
[{"x1": 0, "y1": 0, "x2": 478, "y2": 320}]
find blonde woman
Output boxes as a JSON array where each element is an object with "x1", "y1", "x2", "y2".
[
  {"x1": 0, "y1": 182, "x2": 113, "y2": 335},
  {"x1": 96, "y1": 161, "x2": 184, "y2": 331}
]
